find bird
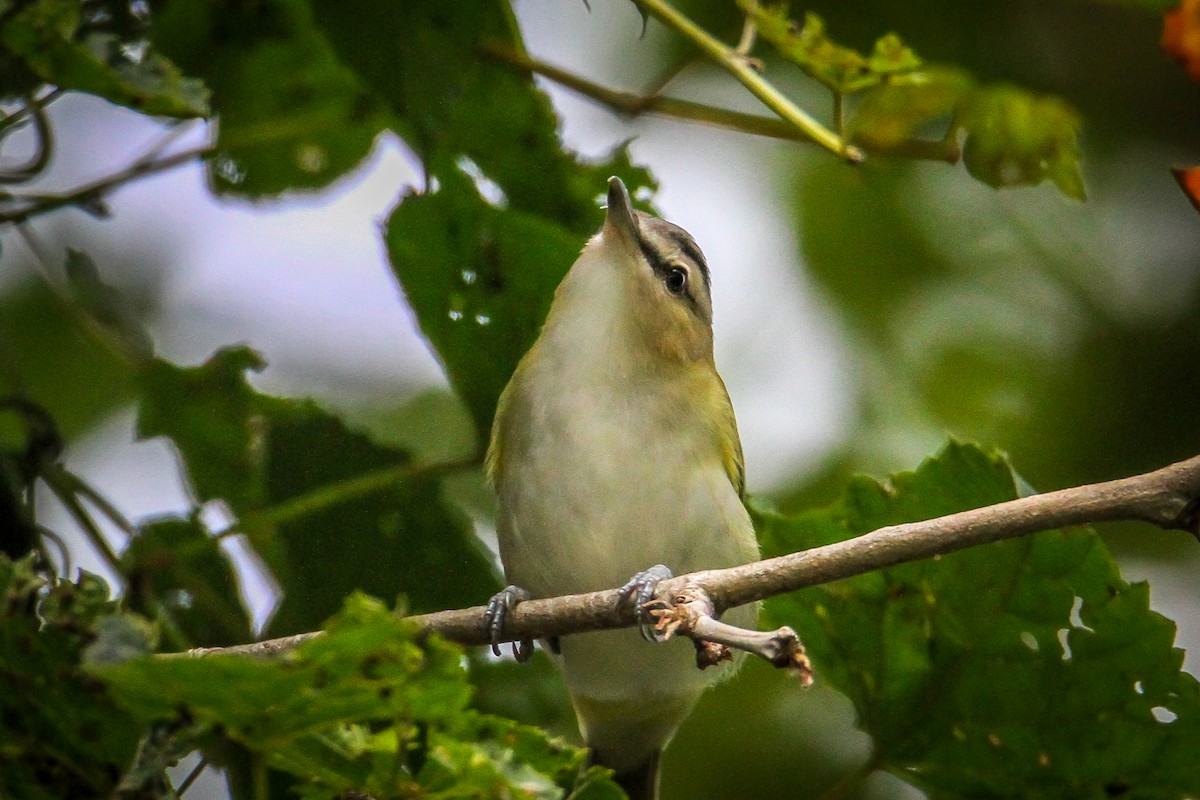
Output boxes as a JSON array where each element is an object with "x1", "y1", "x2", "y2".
[{"x1": 484, "y1": 176, "x2": 760, "y2": 800}]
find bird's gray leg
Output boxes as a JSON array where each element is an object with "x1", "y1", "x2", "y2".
[
  {"x1": 484, "y1": 585, "x2": 534, "y2": 662},
  {"x1": 617, "y1": 564, "x2": 674, "y2": 642}
]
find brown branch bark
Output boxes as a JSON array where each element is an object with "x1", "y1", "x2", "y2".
[{"x1": 184, "y1": 453, "x2": 1200, "y2": 660}]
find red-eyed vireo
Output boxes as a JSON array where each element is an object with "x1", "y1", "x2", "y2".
[{"x1": 485, "y1": 177, "x2": 760, "y2": 800}]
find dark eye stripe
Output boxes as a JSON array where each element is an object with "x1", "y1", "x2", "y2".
[
  {"x1": 637, "y1": 238, "x2": 674, "y2": 281},
  {"x1": 637, "y1": 238, "x2": 702, "y2": 312}
]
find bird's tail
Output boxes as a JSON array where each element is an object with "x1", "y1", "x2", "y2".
[{"x1": 608, "y1": 750, "x2": 661, "y2": 800}]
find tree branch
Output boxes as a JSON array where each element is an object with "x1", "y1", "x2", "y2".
[
  {"x1": 480, "y1": 43, "x2": 960, "y2": 164},
  {"x1": 0, "y1": 145, "x2": 213, "y2": 225},
  {"x1": 480, "y1": 42, "x2": 813, "y2": 144},
  {"x1": 183, "y1": 453, "x2": 1200, "y2": 661}
]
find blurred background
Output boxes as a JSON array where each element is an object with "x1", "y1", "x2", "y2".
[{"x1": 3, "y1": 0, "x2": 1200, "y2": 797}]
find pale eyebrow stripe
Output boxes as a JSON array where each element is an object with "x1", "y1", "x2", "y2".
[{"x1": 666, "y1": 230, "x2": 710, "y2": 289}]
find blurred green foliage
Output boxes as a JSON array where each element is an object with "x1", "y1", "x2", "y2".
[
  {"x1": 1, "y1": 0, "x2": 1199, "y2": 798},
  {"x1": 0, "y1": 0, "x2": 208, "y2": 115},
  {"x1": 0, "y1": 557, "x2": 148, "y2": 800},
  {"x1": 136, "y1": 347, "x2": 499, "y2": 636},
  {"x1": 96, "y1": 590, "x2": 624, "y2": 799}
]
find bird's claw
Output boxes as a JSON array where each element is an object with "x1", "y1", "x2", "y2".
[
  {"x1": 484, "y1": 585, "x2": 534, "y2": 661},
  {"x1": 617, "y1": 564, "x2": 674, "y2": 642}
]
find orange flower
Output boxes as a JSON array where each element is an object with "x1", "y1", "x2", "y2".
[
  {"x1": 1172, "y1": 167, "x2": 1200, "y2": 214},
  {"x1": 1163, "y1": 0, "x2": 1200, "y2": 81}
]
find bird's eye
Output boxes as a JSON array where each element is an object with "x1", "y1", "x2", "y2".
[{"x1": 664, "y1": 267, "x2": 688, "y2": 295}]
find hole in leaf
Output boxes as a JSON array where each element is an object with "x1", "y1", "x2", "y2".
[
  {"x1": 1057, "y1": 628, "x2": 1072, "y2": 661},
  {"x1": 455, "y1": 156, "x2": 508, "y2": 208},
  {"x1": 1152, "y1": 706, "x2": 1178, "y2": 724},
  {"x1": 200, "y1": 500, "x2": 236, "y2": 535},
  {"x1": 1069, "y1": 595, "x2": 1085, "y2": 628}
]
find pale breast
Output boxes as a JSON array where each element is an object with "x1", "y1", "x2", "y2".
[{"x1": 495, "y1": 361, "x2": 757, "y2": 601}]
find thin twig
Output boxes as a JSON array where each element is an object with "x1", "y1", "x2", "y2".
[
  {"x1": 232, "y1": 455, "x2": 482, "y2": 535},
  {"x1": 176, "y1": 757, "x2": 208, "y2": 796},
  {"x1": 0, "y1": 93, "x2": 54, "y2": 184},
  {"x1": 12, "y1": 224, "x2": 138, "y2": 367},
  {"x1": 735, "y1": 17, "x2": 758, "y2": 56},
  {"x1": 482, "y1": 42, "x2": 812, "y2": 143},
  {"x1": 483, "y1": 42, "x2": 960, "y2": 163},
  {"x1": 0, "y1": 88, "x2": 62, "y2": 137},
  {"x1": 36, "y1": 524, "x2": 73, "y2": 577},
  {"x1": 180, "y1": 453, "x2": 1200, "y2": 660},
  {"x1": 56, "y1": 469, "x2": 138, "y2": 536},
  {"x1": 633, "y1": 0, "x2": 864, "y2": 162},
  {"x1": 0, "y1": 144, "x2": 213, "y2": 225},
  {"x1": 647, "y1": 583, "x2": 813, "y2": 682},
  {"x1": 42, "y1": 468, "x2": 124, "y2": 576}
]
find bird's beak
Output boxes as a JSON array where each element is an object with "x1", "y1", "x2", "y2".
[{"x1": 604, "y1": 176, "x2": 639, "y2": 249}]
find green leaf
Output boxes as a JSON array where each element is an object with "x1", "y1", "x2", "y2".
[
  {"x1": 0, "y1": 0, "x2": 208, "y2": 116},
  {"x1": 255, "y1": 394, "x2": 497, "y2": 636},
  {"x1": 738, "y1": 3, "x2": 925, "y2": 93},
  {"x1": 469, "y1": 650, "x2": 574, "y2": 732},
  {"x1": 0, "y1": 556, "x2": 146, "y2": 800},
  {"x1": 96, "y1": 593, "x2": 617, "y2": 798},
  {"x1": 961, "y1": 85, "x2": 1086, "y2": 200},
  {"x1": 796, "y1": 158, "x2": 947, "y2": 328},
  {"x1": 135, "y1": 347, "x2": 499, "y2": 636},
  {"x1": 151, "y1": 0, "x2": 386, "y2": 196},
  {"x1": 755, "y1": 441, "x2": 1200, "y2": 798},
  {"x1": 311, "y1": 0, "x2": 658, "y2": 236},
  {"x1": 0, "y1": 279, "x2": 138, "y2": 440},
  {"x1": 97, "y1": 594, "x2": 465, "y2": 794},
  {"x1": 385, "y1": 167, "x2": 581, "y2": 437},
  {"x1": 737, "y1": 2, "x2": 1085, "y2": 199},
  {"x1": 121, "y1": 515, "x2": 252, "y2": 647},
  {"x1": 64, "y1": 248, "x2": 154, "y2": 361},
  {"x1": 850, "y1": 67, "x2": 974, "y2": 149},
  {"x1": 99, "y1": 594, "x2": 468, "y2": 734},
  {"x1": 136, "y1": 346, "x2": 268, "y2": 509},
  {"x1": 568, "y1": 767, "x2": 629, "y2": 800},
  {"x1": 304, "y1": 0, "x2": 657, "y2": 429},
  {"x1": 867, "y1": 32, "x2": 923, "y2": 76},
  {"x1": 742, "y1": 6, "x2": 873, "y2": 92}
]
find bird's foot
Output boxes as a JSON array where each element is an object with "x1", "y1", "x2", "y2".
[
  {"x1": 484, "y1": 584, "x2": 534, "y2": 662},
  {"x1": 617, "y1": 564, "x2": 674, "y2": 642}
]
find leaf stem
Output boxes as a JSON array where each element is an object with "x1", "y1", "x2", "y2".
[
  {"x1": 236, "y1": 455, "x2": 481, "y2": 532},
  {"x1": 252, "y1": 756, "x2": 268, "y2": 800},
  {"x1": 0, "y1": 93, "x2": 54, "y2": 184},
  {"x1": 42, "y1": 467, "x2": 124, "y2": 576},
  {"x1": 12, "y1": 224, "x2": 139, "y2": 367},
  {"x1": 0, "y1": 145, "x2": 211, "y2": 225},
  {"x1": 815, "y1": 758, "x2": 877, "y2": 800},
  {"x1": 54, "y1": 468, "x2": 138, "y2": 536},
  {"x1": 176, "y1": 757, "x2": 208, "y2": 796},
  {"x1": 632, "y1": 0, "x2": 864, "y2": 162}
]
